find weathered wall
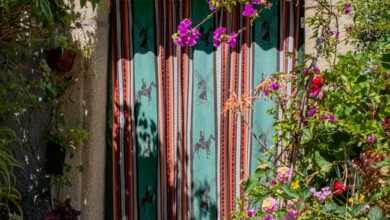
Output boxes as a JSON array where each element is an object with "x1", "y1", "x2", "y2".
[
  {"x1": 304, "y1": 0, "x2": 352, "y2": 68},
  {"x1": 61, "y1": 1, "x2": 110, "y2": 219}
]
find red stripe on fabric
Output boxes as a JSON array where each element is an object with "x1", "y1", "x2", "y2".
[
  {"x1": 111, "y1": 8, "x2": 121, "y2": 220},
  {"x1": 240, "y1": 16, "x2": 251, "y2": 197},
  {"x1": 165, "y1": 0, "x2": 176, "y2": 219},
  {"x1": 119, "y1": 1, "x2": 134, "y2": 219},
  {"x1": 220, "y1": 12, "x2": 230, "y2": 219},
  {"x1": 228, "y1": 8, "x2": 240, "y2": 216}
]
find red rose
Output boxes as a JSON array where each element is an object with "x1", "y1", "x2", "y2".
[
  {"x1": 312, "y1": 75, "x2": 323, "y2": 85},
  {"x1": 332, "y1": 180, "x2": 347, "y2": 195}
]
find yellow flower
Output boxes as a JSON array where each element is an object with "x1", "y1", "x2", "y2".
[
  {"x1": 348, "y1": 197, "x2": 354, "y2": 205},
  {"x1": 291, "y1": 180, "x2": 300, "y2": 190},
  {"x1": 358, "y1": 194, "x2": 365, "y2": 203}
]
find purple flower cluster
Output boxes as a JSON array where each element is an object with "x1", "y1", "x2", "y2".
[
  {"x1": 213, "y1": 27, "x2": 238, "y2": 48},
  {"x1": 242, "y1": 4, "x2": 257, "y2": 17},
  {"x1": 320, "y1": 114, "x2": 337, "y2": 123},
  {"x1": 173, "y1": 19, "x2": 201, "y2": 47},
  {"x1": 310, "y1": 187, "x2": 332, "y2": 203}
]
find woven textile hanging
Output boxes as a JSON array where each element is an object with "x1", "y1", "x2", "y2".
[{"x1": 108, "y1": 0, "x2": 302, "y2": 219}]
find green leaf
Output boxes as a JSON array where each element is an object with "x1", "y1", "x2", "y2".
[
  {"x1": 314, "y1": 151, "x2": 332, "y2": 174},
  {"x1": 281, "y1": 185, "x2": 299, "y2": 199},
  {"x1": 368, "y1": 206, "x2": 383, "y2": 220},
  {"x1": 381, "y1": 53, "x2": 390, "y2": 70}
]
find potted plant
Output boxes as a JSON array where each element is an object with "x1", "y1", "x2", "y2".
[
  {"x1": 46, "y1": 48, "x2": 76, "y2": 73},
  {"x1": 45, "y1": 135, "x2": 66, "y2": 175},
  {"x1": 43, "y1": 198, "x2": 80, "y2": 220}
]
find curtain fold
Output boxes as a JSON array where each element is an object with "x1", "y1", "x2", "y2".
[{"x1": 109, "y1": 0, "x2": 301, "y2": 219}]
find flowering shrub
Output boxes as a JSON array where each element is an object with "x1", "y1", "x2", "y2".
[{"x1": 172, "y1": 0, "x2": 389, "y2": 219}]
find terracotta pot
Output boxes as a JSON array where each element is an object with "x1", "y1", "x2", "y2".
[
  {"x1": 45, "y1": 140, "x2": 66, "y2": 175},
  {"x1": 46, "y1": 48, "x2": 76, "y2": 72}
]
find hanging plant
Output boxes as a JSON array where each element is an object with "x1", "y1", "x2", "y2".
[{"x1": 46, "y1": 48, "x2": 77, "y2": 73}]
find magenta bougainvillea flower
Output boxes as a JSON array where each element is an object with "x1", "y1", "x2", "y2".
[
  {"x1": 173, "y1": 19, "x2": 201, "y2": 47},
  {"x1": 367, "y1": 135, "x2": 377, "y2": 144},
  {"x1": 247, "y1": 208, "x2": 257, "y2": 217},
  {"x1": 227, "y1": 32, "x2": 238, "y2": 47},
  {"x1": 213, "y1": 27, "x2": 227, "y2": 47},
  {"x1": 307, "y1": 107, "x2": 317, "y2": 117},
  {"x1": 242, "y1": 4, "x2": 257, "y2": 17},
  {"x1": 213, "y1": 27, "x2": 238, "y2": 48},
  {"x1": 262, "y1": 197, "x2": 278, "y2": 213},
  {"x1": 343, "y1": 3, "x2": 352, "y2": 15}
]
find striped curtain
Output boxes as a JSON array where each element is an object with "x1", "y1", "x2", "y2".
[{"x1": 109, "y1": 0, "x2": 302, "y2": 219}]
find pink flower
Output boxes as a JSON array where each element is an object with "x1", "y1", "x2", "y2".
[
  {"x1": 242, "y1": 4, "x2": 257, "y2": 17},
  {"x1": 252, "y1": 0, "x2": 264, "y2": 4},
  {"x1": 284, "y1": 209, "x2": 299, "y2": 220},
  {"x1": 173, "y1": 19, "x2": 201, "y2": 47},
  {"x1": 270, "y1": 81, "x2": 280, "y2": 91},
  {"x1": 213, "y1": 27, "x2": 227, "y2": 47},
  {"x1": 276, "y1": 166, "x2": 290, "y2": 184},
  {"x1": 367, "y1": 135, "x2": 377, "y2": 144},
  {"x1": 343, "y1": 3, "x2": 352, "y2": 15},
  {"x1": 262, "y1": 197, "x2": 278, "y2": 213},
  {"x1": 227, "y1": 33, "x2": 238, "y2": 47},
  {"x1": 307, "y1": 107, "x2": 317, "y2": 117},
  {"x1": 247, "y1": 208, "x2": 257, "y2": 217},
  {"x1": 320, "y1": 114, "x2": 337, "y2": 123},
  {"x1": 263, "y1": 215, "x2": 276, "y2": 220}
]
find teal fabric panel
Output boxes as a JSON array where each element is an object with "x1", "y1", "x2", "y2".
[
  {"x1": 132, "y1": 0, "x2": 158, "y2": 219},
  {"x1": 250, "y1": 1, "x2": 279, "y2": 172},
  {"x1": 190, "y1": 1, "x2": 218, "y2": 219}
]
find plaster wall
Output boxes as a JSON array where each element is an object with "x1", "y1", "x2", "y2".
[{"x1": 61, "y1": 1, "x2": 110, "y2": 219}]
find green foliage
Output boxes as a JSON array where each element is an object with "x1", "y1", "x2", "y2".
[
  {"x1": 0, "y1": 0, "x2": 97, "y2": 218},
  {"x1": 229, "y1": 0, "x2": 390, "y2": 219}
]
